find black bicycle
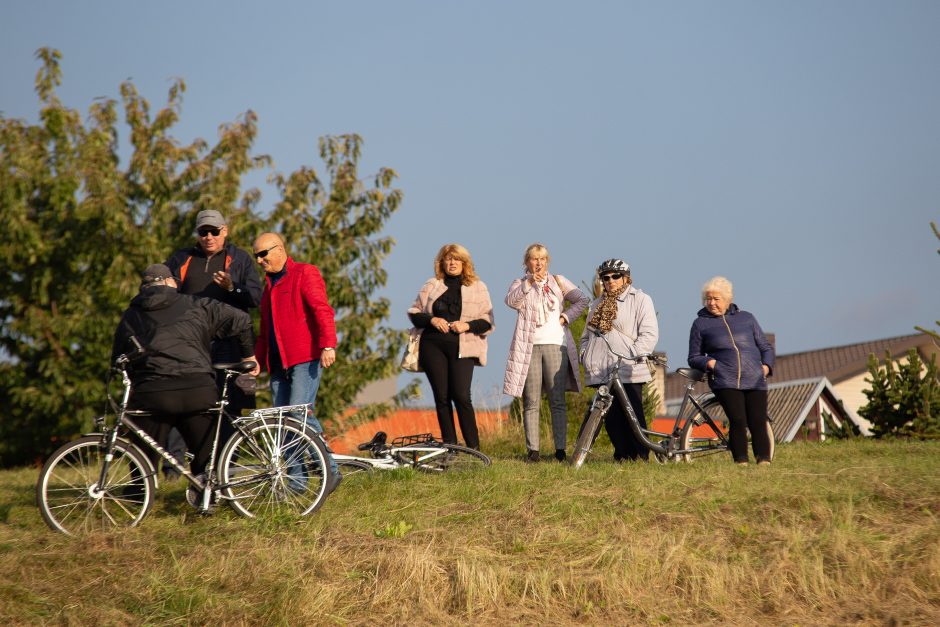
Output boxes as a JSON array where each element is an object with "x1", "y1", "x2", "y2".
[
  {"x1": 36, "y1": 341, "x2": 334, "y2": 535},
  {"x1": 570, "y1": 330, "x2": 774, "y2": 468}
]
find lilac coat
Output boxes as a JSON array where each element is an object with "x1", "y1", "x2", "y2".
[{"x1": 502, "y1": 274, "x2": 589, "y2": 397}]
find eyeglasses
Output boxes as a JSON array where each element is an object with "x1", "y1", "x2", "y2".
[
  {"x1": 600, "y1": 273, "x2": 623, "y2": 282},
  {"x1": 254, "y1": 244, "x2": 280, "y2": 260},
  {"x1": 197, "y1": 227, "x2": 222, "y2": 237}
]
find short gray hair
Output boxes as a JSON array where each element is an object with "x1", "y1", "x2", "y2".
[{"x1": 701, "y1": 276, "x2": 733, "y2": 304}]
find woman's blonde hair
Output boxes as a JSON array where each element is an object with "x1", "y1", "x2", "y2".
[
  {"x1": 701, "y1": 276, "x2": 733, "y2": 304},
  {"x1": 434, "y1": 243, "x2": 478, "y2": 286},
  {"x1": 523, "y1": 243, "x2": 550, "y2": 267}
]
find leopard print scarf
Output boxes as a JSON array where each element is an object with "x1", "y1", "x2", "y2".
[{"x1": 588, "y1": 283, "x2": 627, "y2": 333}]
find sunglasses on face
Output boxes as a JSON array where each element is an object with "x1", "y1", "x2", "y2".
[
  {"x1": 197, "y1": 227, "x2": 222, "y2": 237},
  {"x1": 600, "y1": 273, "x2": 623, "y2": 282},
  {"x1": 254, "y1": 244, "x2": 279, "y2": 260}
]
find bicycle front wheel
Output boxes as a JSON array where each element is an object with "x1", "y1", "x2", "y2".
[
  {"x1": 36, "y1": 436, "x2": 155, "y2": 536},
  {"x1": 219, "y1": 418, "x2": 331, "y2": 518},
  {"x1": 570, "y1": 406, "x2": 606, "y2": 469},
  {"x1": 408, "y1": 444, "x2": 491, "y2": 473}
]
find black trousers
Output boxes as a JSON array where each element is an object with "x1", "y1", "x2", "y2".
[
  {"x1": 130, "y1": 385, "x2": 218, "y2": 476},
  {"x1": 712, "y1": 388, "x2": 772, "y2": 463},
  {"x1": 604, "y1": 382, "x2": 649, "y2": 461},
  {"x1": 419, "y1": 338, "x2": 480, "y2": 449},
  {"x1": 165, "y1": 339, "x2": 256, "y2": 475}
]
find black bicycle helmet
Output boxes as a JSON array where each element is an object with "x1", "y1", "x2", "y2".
[{"x1": 597, "y1": 258, "x2": 630, "y2": 276}]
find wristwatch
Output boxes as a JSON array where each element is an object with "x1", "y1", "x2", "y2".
[{"x1": 322, "y1": 347, "x2": 335, "y2": 352}]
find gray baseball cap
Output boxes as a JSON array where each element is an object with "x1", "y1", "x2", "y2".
[{"x1": 195, "y1": 209, "x2": 226, "y2": 228}]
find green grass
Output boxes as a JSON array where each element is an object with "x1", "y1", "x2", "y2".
[{"x1": 2, "y1": 433, "x2": 939, "y2": 625}]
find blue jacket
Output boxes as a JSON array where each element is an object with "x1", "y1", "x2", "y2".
[{"x1": 688, "y1": 304, "x2": 774, "y2": 391}]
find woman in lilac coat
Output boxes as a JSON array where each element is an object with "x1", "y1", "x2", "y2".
[
  {"x1": 503, "y1": 244, "x2": 588, "y2": 463},
  {"x1": 688, "y1": 276, "x2": 775, "y2": 465}
]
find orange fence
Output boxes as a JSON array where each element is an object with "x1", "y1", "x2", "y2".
[{"x1": 330, "y1": 408, "x2": 508, "y2": 454}]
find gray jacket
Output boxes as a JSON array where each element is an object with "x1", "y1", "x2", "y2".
[{"x1": 579, "y1": 285, "x2": 659, "y2": 386}]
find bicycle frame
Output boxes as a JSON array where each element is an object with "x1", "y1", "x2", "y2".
[
  {"x1": 96, "y1": 359, "x2": 295, "y2": 511},
  {"x1": 577, "y1": 330, "x2": 728, "y2": 461},
  {"x1": 333, "y1": 443, "x2": 454, "y2": 470}
]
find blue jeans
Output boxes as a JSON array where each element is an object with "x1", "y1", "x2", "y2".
[{"x1": 269, "y1": 360, "x2": 339, "y2": 481}]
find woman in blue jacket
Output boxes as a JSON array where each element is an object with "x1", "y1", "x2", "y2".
[{"x1": 688, "y1": 276, "x2": 775, "y2": 465}]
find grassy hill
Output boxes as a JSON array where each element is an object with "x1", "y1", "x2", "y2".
[{"x1": 1, "y1": 433, "x2": 938, "y2": 625}]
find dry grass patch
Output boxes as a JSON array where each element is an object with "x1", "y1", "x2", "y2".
[{"x1": 1, "y1": 439, "x2": 938, "y2": 624}]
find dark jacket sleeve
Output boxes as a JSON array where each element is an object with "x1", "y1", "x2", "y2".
[
  {"x1": 687, "y1": 319, "x2": 710, "y2": 372},
  {"x1": 752, "y1": 315, "x2": 775, "y2": 375},
  {"x1": 225, "y1": 246, "x2": 263, "y2": 311},
  {"x1": 203, "y1": 299, "x2": 256, "y2": 359},
  {"x1": 111, "y1": 313, "x2": 132, "y2": 365},
  {"x1": 409, "y1": 312, "x2": 432, "y2": 328}
]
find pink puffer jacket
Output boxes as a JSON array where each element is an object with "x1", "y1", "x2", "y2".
[{"x1": 502, "y1": 274, "x2": 589, "y2": 397}]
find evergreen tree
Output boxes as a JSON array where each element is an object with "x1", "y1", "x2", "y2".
[
  {"x1": 914, "y1": 221, "x2": 939, "y2": 342},
  {"x1": 860, "y1": 348, "x2": 940, "y2": 439}
]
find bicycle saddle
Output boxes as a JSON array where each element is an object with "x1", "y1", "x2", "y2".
[
  {"x1": 676, "y1": 367, "x2": 706, "y2": 382},
  {"x1": 212, "y1": 361, "x2": 257, "y2": 374},
  {"x1": 358, "y1": 431, "x2": 388, "y2": 451}
]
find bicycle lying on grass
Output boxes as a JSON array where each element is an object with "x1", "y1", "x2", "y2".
[
  {"x1": 36, "y1": 342, "x2": 334, "y2": 536},
  {"x1": 333, "y1": 431, "x2": 492, "y2": 476},
  {"x1": 570, "y1": 330, "x2": 774, "y2": 468}
]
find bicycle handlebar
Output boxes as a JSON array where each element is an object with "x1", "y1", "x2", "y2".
[
  {"x1": 113, "y1": 335, "x2": 147, "y2": 369},
  {"x1": 589, "y1": 328, "x2": 666, "y2": 367}
]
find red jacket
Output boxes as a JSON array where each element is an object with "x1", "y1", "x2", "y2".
[{"x1": 256, "y1": 257, "x2": 337, "y2": 371}]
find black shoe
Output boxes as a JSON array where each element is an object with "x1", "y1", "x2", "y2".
[
  {"x1": 326, "y1": 471, "x2": 343, "y2": 495},
  {"x1": 525, "y1": 450, "x2": 540, "y2": 463},
  {"x1": 554, "y1": 449, "x2": 566, "y2": 462}
]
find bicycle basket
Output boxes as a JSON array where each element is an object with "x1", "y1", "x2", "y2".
[{"x1": 391, "y1": 433, "x2": 436, "y2": 447}]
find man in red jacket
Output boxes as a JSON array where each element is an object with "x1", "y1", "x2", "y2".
[{"x1": 253, "y1": 232, "x2": 340, "y2": 491}]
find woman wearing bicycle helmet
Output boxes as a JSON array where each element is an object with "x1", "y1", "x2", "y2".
[
  {"x1": 688, "y1": 276, "x2": 775, "y2": 465},
  {"x1": 580, "y1": 259, "x2": 659, "y2": 462},
  {"x1": 503, "y1": 243, "x2": 589, "y2": 463}
]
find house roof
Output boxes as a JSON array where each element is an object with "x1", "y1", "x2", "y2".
[
  {"x1": 665, "y1": 332, "x2": 937, "y2": 401},
  {"x1": 764, "y1": 376, "x2": 869, "y2": 440}
]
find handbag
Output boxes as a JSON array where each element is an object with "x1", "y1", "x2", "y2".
[{"x1": 400, "y1": 328, "x2": 422, "y2": 372}]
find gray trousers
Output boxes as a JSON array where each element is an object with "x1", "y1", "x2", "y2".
[{"x1": 523, "y1": 344, "x2": 569, "y2": 451}]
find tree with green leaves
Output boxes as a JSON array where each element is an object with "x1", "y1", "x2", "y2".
[
  {"x1": 261, "y1": 134, "x2": 418, "y2": 428},
  {"x1": 859, "y1": 348, "x2": 940, "y2": 439},
  {"x1": 0, "y1": 49, "x2": 408, "y2": 467}
]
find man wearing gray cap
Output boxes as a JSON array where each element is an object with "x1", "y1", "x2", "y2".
[
  {"x1": 111, "y1": 264, "x2": 258, "y2": 479},
  {"x1": 163, "y1": 210, "x2": 262, "y2": 477}
]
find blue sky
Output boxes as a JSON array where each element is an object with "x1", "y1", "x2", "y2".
[{"x1": 3, "y1": 1, "x2": 939, "y2": 405}]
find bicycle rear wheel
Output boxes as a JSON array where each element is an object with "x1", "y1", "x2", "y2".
[
  {"x1": 408, "y1": 444, "x2": 491, "y2": 473},
  {"x1": 219, "y1": 417, "x2": 331, "y2": 518},
  {"x1": 678, "y1": 398, "x2": 776, "y2": 462},
  {"x1": 336, "y1": 458, "x2": 375, "y2": 478},
  {"x1": 570, "y1": 406, "x2": 606, "y2": 469},
  {"x1": 36, "y1": 436, "x2": 155, "y2": 536}
]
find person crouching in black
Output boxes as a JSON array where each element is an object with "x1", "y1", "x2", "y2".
[{"x1": 111, "y1": 264, "x2": 258, "y2": 479}]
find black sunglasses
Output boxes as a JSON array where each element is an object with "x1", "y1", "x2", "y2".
[
  {"x1": 197, "y1": 227, "x2": 222, "y2": 237},
  {"x1": 600, "y1": 273, "x2": 623, "y2": 282},
  {"x1": 254, "y1": 244, "x2": 280, "y2": 260}
]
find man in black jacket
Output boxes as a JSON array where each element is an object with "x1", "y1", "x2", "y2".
[
  {"x1": 112, "y1": 264, "x2": 258, "y2": 477},
  {"x1": 163, "y1": 210, "x2": 262, "y2": 476}
]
